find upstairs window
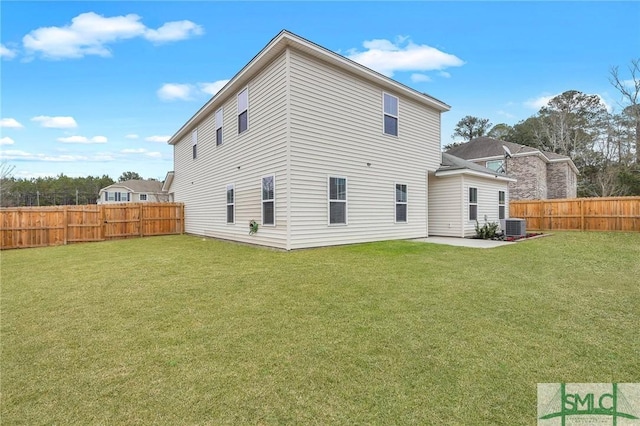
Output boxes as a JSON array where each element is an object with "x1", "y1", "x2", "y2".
[
  {"x1": 383, "y1": 93, "x2": 398, "y2": 136},
  {"x1": 395, "y1": 184, "x2": 407, "y2": 223},
  {"x1": 499, "y1": 191, "x2": 506, "y2": 220},
  {"x1": 486, "y1": 160, "x2": 505, "y2": 174},
  {"x1": 215, "y1": 108, "x2": 223, "y2": 146},
  {"x1": 262, "y1": 175, "x2": 275, "y2": 226},
  {"x1": 238, "y1": 88, "x2": 248, "y2": 134},
  {"x1": 469, "y1": 187, "x2": 478, "y2": 221},
  {"x1": 226, "y1": 184, "x2": 235, "y2": 224},
  {"x1": 328, "y1": 177, "x2": 347, "y2": 225},
  {"x1": 140, "y1": 194, "x2": 148, "y2": 201},
  {"x1": 192, "y1": 129, "x2": 198, "y2": 159}
]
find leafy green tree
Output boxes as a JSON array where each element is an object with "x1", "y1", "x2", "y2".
[
  {"x1": 487, "y1": 123, "x2": 513, "y2": 140},
  {"x1": 452, "y1": 116, "x2": 492, "y2": 142},
  {"x1": 119, "y1": 171, "x2": 143, "y2": 182}
]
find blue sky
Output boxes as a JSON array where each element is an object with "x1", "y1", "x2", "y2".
[{"x1": 1, "y1": 1, "x2": 638, "y2": 181}]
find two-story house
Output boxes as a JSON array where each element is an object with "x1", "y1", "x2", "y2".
[
  {"x1": 98, "y1": 179, "x2": 168, "y2": 204},
  {"x1": 167, "y1": 30, "x2": 512, "y2": 248},
  {"x1": 447, "y1": 137, "x2": 578, "y2": 200}
]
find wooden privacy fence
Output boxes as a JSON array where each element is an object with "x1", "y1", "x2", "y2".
[
  {"x1": 510, "y1": 197, "x2": 640, "y2": 232},
  {"x1": 0, "y1": 203, "x2": 184, "y2": 250}
]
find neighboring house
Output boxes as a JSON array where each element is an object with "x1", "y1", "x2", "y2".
[
  {"x1": 98, "y1": 179, "x2": 168, "y2": 204},
  {"x1": 446, "y1": 137, "x2": 579, "y2": 200},
  {"x1": 429, "y1": 153, "x2": 516, "y2": 237},
  {"x1": 167, "y1": 30, "x2": 506, "y2": 249}
]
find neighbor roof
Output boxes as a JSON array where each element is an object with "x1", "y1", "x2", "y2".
[
  {"x1": 436, "y1": 153, "x2": 516, "y2": 182},
  {"x1": 168, "y1": 30, "x2": 450, "y2": 146},
  {"x1": 102, "y1": 180, "x2": 164, "y2": 193},
  {"x1": 446, "y1": 137, "x2": 579, "y2": 174}
]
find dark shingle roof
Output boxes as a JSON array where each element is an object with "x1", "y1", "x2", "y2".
[
  {"x1": 439, "y1": 153, "x2": 509, "y2": 178},
  {"x1": 446, "y1": 137, "x2": 538, "y2": 159}
]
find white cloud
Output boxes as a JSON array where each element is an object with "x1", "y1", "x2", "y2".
[
  {"x1": 31, "y1": 115, "x2": 78, "y2": 128},
  {"x1": 125, "y1": 134, "x2": 139, "y2": 139},
  {"x1": 199, "y1": 79, "x2": 230, "y2": 96},
  {"x1": 157, "y1": 83, "x2": 194, "y2": 101},
  {"x1": 0, "y1": 136, "x2": 16, "y2": 145},
  {"x1": 0, "y1": 118, "x2": 24, "y2": 128},
  {"x1": 145, "y1": 135, "x2": 170, "y2": 143},
  {"x1": 346, "y1": 37, "x2": 464, "y2": 77},
  {"x1": 22, "y1": 12, "x2": 203, "y2": 60},
  {"x1": 439, "y1": 71, "x2": 451, "y2": 78},
  {"x1": 0, "y1": 149, "x2": 115, "y2": 162},
  {"x1": 121, "y1": 148, "x2": 163, "y2": 158},
  {"x1": 0, "y1": 44, "x2": 17, "y2": 60},
  {"x1": 410, "y1": 73, "x2": 432, "y2": 83},
  {"x1": 57, "y1": 135, "x2": 108, "y2": 144},
  {"x1": 144, "y1": 20, "x2": 203, "y2": 43}
]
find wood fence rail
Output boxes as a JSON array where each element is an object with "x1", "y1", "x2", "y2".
[
  {"x1": 0, "y1": 203, "x2": 184, "y2": 250},
  {"x1": 509, "y1": 197, "x2": 640, "y2": 232}
]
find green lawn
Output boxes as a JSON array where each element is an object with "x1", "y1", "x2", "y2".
[{"x1": 1, "y1": 233, "x2": 639, "y2": 424}]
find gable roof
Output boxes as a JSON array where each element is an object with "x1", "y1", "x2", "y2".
[
  {"x1": 446, "y1": 137, "x2": 579, "y2": 174},
  {"x1": 101, "y1": 180, "x2": 164, "y2": 193},
  {"x1": 436, "y1": 153, "x2": 516, "y2": 182},
  {"x1": 168, "y1": 30, "x2": 450, "y2": 146}
]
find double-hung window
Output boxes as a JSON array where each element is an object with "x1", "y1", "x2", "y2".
[
  {"x1": 383, "y1": 93, "x2": 398, "y2": 136},
  {"x1": 498, "y1": 191, "x2": 506, "y2": 220},
  {"x1": 262, "y1": 175, "x2": 275, "y2": 226},
  {"x1": 486, "y1": 160, "x2": 505, "y2": 174},
  {"x1": 469, "y1": 187, "x2": 478, "y2": 221},
  {"x1": 215, "y1": 108, "x2": 223, "y2": 146},
  {"x1": 328, "y1": 177, "x2": 347, "y2": 225},
  {"x1": 395, "y1": 184, "x2": 407, "y2": 223},
  {"x1": 140, "y1": 194, "x2": 148, "y2": 201},
  {"x1": 226, "y1": 184, "x2": 235, "y2": 224},
  {"x1": 238, "y1": 88, "x2": 248, "y2": 134},
  {"x1": 192, "y1": 129, "x2": 198, "y2": 159}
]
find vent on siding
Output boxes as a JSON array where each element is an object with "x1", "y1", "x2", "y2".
[{"x1": 504, "y1": 219, "x2": 526, "y2": 237}]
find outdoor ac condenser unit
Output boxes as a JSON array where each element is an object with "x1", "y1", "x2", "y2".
[{"x1": 504, "y1": 219, "x2": 527, "y2": 238}]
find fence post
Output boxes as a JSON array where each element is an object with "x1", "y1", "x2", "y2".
[
  {"x1": 140, "y1": 204, "x2": 144, "y2": 237},
  {"x1": 580, "y1": 199, "x2": 585, "y2": 231},
  {"x1": 63, "y1": 205, "x2": 68, "y2": 245}
]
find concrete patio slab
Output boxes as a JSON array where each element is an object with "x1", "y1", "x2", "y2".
[{"x1": 411, "y1": 236, "x2": 515, "y2": 249}]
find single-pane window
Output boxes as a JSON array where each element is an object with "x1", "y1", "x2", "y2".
[
  {"x1": 262, "y1": 175, "x2": 275, "y2": 226},
  {"x1": 487, "y1": 160, "x2": 505, "y2": 174},
  {"x1": 215, "y1": 108, "x2": 223, "y2": 146},
  {"x1": 192, "y1": 129, "x2": 198, "y2": 159},
  {"x1": 469, "y1": 187, "x2": 478, "y2": 221},
  {"x1": 226, "y1": 184, "x2": 234, "y2": 224},
  {"x1": 499, "y1": 190, "x2": 506, "y2": 220},
  {"x1": 383, "y1": 93, "x2": 398, "y2": 136},
  {"x1": 238, "y1": 89, "x2": 248, "y2": 133},
  {"x1": 329, "y1": 177, "x2": 347, "y2": 224},
  {"x1": 395, "y1": 184, "x2": 407, "y2": 223}
]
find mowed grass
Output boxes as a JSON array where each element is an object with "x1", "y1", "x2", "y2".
[{"x1": 1, "y1": 232, "x2": 639, "y2": 424}]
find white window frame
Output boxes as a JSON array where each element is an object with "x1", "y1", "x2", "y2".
[
  {"x1": 237, "y1": 88, "x2": 248, "y2": 134},
  {"x1": 261, "y1": 174, "x2": 275, "y2": 226},
  {"x1": 140, "y1": 193, "x2": 148, "y2": 201},
  {"x1": 107, "y1": 192, "x2": 115, "y2": 202},
  {"x1": 469, "y1": 187, "x2": 478, "y2": 221},
  {"x1": 226, "y1": 184, "x2": 235, "y2": 224},
  {"x1": 498, "y1": 190, "x2": 506, "y2": 220},
  {"x1": 395, "y1": 183, "x2": 408, "y2": 223},
  {"x1": 215, "y1": 108, "x2": 223, "y2": 146},
  {"x1": 328, "y1": 176, "x2": 347, "y2": 226},
  {"x1": 192, "y1": 129, "x2": 198, "y2": 159},
  {"x1": 486, "y1": 160, "x2": 505, "y2": 174},
  {"x1": 383, "y1": 92, "x2": 399, "y2": 137}
]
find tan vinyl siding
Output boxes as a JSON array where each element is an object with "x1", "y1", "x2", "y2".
[
  {"x1": 462, "y1": 175, "x2": 510, "y2": 237},
  {"x1": 287, "y1": 49, "x2": 441, "y2": 249},
  {"x1": 172, "y1": 52, "x2": 289, "y2": 248},
  {"x1": 427, "y1": 175, "x2": 464, "y2": 237}
]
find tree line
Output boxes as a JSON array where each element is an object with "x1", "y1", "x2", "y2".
[
  {"x1": 448, "y1": 59, "x2": 640, "y2": 197},
  {"x1": 0, "y1": 170, "x2": 149, "y2": 207}
]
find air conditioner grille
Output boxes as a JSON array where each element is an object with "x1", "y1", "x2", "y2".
[{"x1": 505, "y1": 219, "x2": 526, "y2": 237}]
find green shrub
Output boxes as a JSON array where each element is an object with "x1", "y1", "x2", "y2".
[{"x1": 475, "y1": 220, "x2": 499, "y2": 239}]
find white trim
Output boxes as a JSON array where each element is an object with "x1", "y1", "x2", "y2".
[
  {"x1": 394, "y1": 182, "x2": 408, "y2": 224},
  {"x1": 468, "y1": 186, "x2": 478, "y2": 222},
  {"x1": 435, "y1": 169, "x2": 517, "y2": 182},
  {"x1": 498, "y1": 190, "x2": 506, "y2": 220},
  {"x1": 226, "y1": 183, "x2": 235, "y2": 224},
  {"x1": 327, "y1": 175, "x2": 348, "y2": 226},
  {"x1": 261, "y1": 174, "x2": 276, "y2": 226}
]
